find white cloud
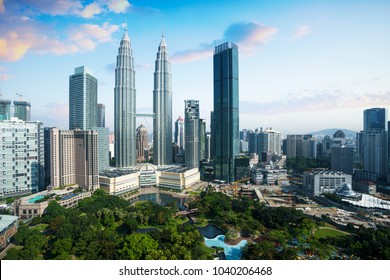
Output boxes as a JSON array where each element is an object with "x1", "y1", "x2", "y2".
[
  {"x1": 79, "y1": 2, "x2": 102, "y2": 18},
  {"x1": 107, "y1": 0, "x2": 131, "y2": 13},
  {"x1": 171, "y1": 21, "x2": 278, "y2": 63},
  {"x1": 292, "y1": 25, "x2": 312, "y2": 40}
]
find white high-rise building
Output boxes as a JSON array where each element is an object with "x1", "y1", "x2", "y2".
[
  {"x1": 174, "y1": 116, "x2": 184, "y2": 152},
  {"x1": 0, "y1": 118, "x2": 45, "y2": 198},
  {"x1": 114, "y1": 29, "x2": 136, "y2": 168},
  {"x1": 153, "y1": 34, "x2": 172, "y2": 166}
]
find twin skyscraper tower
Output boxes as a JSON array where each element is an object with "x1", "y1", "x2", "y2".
[{"x1": 115, "y1": 29, "x2": 172, "y2": 168}]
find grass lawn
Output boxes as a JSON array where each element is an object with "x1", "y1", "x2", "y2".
[{"x1": 314, "y1": 227, "x2": 349, "y2": 239}]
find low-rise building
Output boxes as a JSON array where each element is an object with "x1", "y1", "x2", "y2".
[
  {"x1": 158, "y1": 166, "x2": 200, "y2": 191},
  {"x1": 13, "y1": 187, "x2": 93, "y2": 219},
  {"x1": 303, "y1": 170, "x2": 352, "y2": 196},
  {"x1": 251, "y1": 164, "x2": 288, "y2": 185},
  {"x1": 99, "y1": 169, "x2": 140, "y2": 196},
  {"x1": 99, "y1": 164, "x2": 201, "y2": 195},
  {"x1": 0, "y1": 215, "x2": 18, "y2": 250}
]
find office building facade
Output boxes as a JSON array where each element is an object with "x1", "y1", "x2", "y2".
[
  {"x1": 153, "y1": 35, "x2": 173, "y2": 166},
  {"x1": 185, "y1": 100, "x2": 200, "y2": 169},
  {"x1": 114, "y1": 30, "x2": 136, "y2": 168},
  {"x1": 95, "y1": 127, "x2": 110, "y2": 172},
  {"x1": 0, "y1": 99, "x2": 11, "y2": 121},
  {"x1": 50, "y1": 128, "x2": 99, "y2": 191},
  {"x1": 13, "y1": 101, "x2": 31, "y2": 121},
  {"x1": 213, "y1": 42, "x2": 239, "y2": 182},
  {"x1": 363, "y1": 108, "x2": 388, "y2": 182},
  {"x1": 97, "y1": 103, "x2": 105, "y2": 127},
  {"x1": 174, "y1": 116, "x2": 184, "y2": 152},
  {"x1": 69, "y1": 66, "x2": 97, "y2": 130},
  {"x1": 136, "y1": 124, "x2": 149, "y2": 162},
  {"x1": 0, "y1": 119, "x2": 45, "y2": 198}
]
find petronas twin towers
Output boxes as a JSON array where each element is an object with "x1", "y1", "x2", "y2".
[{"x1": 114, "y1": 29, "x2": 172, "y2": 168}]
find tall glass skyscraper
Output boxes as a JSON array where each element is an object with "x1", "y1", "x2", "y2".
[
  {"x1": 364, "y1": 108, "x2": 387, "y2": 132},
  {"x1": 114, "y1": 30, "x2": 136, "y2": 168},
  {"x1": 213, "y1": 42, "x2": 239, "y2": 183},
  {"x1": 0, "y1": 99, "x2": 11, "y2": 121},
  {"x1": 69, "y1": 66, "x2": 97, "y2": 130},
  {"x1": 185, "y1": 100, "x2": 200, "y2": 169},
  {"x1": 174, "y1": 116, "x2": 184, "y2": 152},
  {"x1": 97, "y1": 103, "x2": 105, "y2": 127},
  {"x1": 153, "y1": 34, "x2": 172, "y2": 166},
  {"x1": 363, "y1": 108, "x2": 388, "y2": 180},
  {"x1": 14, "y1": 100, "x2": 31, "y2": 121}
]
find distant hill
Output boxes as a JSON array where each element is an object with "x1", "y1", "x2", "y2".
[{"x1": 308, "y1": 128, "x2": 358, "y2": 139}]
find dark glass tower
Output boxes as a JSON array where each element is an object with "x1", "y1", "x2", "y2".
[
  {"x1": 69, "y1": 66, "x2": 97, "y2": 130},
  {"x1": 114, "y1": 30, "x2": 136, "y2": 167},
  {"x1": 364, "y1": 108, "x2": 387, "y2": 132},
  {"x1": 153, "y1": 34, "x2": 172, "y2": 166},
  {"x1": 185, "y1": 100, "x2": 200, "y2": 169},
  {"x1": 213, "y1": 42, "x2": 239, "y2": 183},
  {"x1": 363, "y1": 108, "x2": 388, "y2": 180}
]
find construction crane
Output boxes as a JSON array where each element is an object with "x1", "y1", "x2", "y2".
[{"x1": 230, "y1": 177, "x2": 251, "y2": 197}]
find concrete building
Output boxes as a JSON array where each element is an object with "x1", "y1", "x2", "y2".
[
  {"x1": 286, "y1": 134, "x2": 316, "y2": 159},
  {"x1": 184, "y1": 100, "x2": 200, "y2": 169},
  {"x1": 50, "y1": 128, "x2": 99, "y2": 191},
  {"x1": 153, "y1": 34, "x2": 173, "y2": 166},
  {"x1": 114, "y1": 29, "x2": 136, "y2": 168},
  {"x1": 158, "y1": 166, "x2": 200, "y2": 191},
  {"x1": 13, "y1": 188, "x2": 92, "y2": 219},
  {"x1": 303, "y1": 170, "x2": 352, "y2": 196},
  {"x1": 0, "y1": 118, "x2": 45, "y2": 198},
  {"x1": 99, "y1": 169, "x2": 139, "y2": 196},
  {"x1": 251, "y1": 163, "x2": 288, "y2": 185},
  {"x1": 257, "y1": 127, "x2": 281, "y2": 157},
  {"x1": 99, "y1": 164, "x2": 201, "y2": 195},
  {"x1": 136, "y1": 124, "x2": 149, "y2": 162},
  {"x1": 213, "y1": 42, "x2": 239, "y2": 183},
  {"x1": 69, "y1": 66, "x2": 97, "y2": 130},
  {"x1": 0, "y1": 215, "x2": 18, "y2": 250}
]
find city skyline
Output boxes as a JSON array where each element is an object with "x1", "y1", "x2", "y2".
[{"x1": 1, "y1": 0, "x2": 390, "y2": 134}]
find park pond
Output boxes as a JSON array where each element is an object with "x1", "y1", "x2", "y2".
[{"x1": 204, "y1": 235, "x2": 248, "y2": 260}]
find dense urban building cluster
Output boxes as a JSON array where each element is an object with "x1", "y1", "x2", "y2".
[
  {"x1": 0, "y1": 26, "x2": 389, "y2": 202},
  {"x1": 0, "y1": 25, "x2": 390, "y2": 262}
]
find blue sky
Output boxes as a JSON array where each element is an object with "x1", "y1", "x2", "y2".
[{"x1": 1, "y1": 0, "x2": 389, "y2": 135}]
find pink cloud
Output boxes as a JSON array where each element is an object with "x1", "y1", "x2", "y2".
[
  {"x1": 0, "y1": 18, "x2": 119, "y2": 61},
  {"x1": 0, "y1": 0, "x2": 5, "y2": 13}
]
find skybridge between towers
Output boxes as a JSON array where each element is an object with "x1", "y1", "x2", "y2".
[{"x1": 135, "y1": 113, "x2": 155, "y2": 119}]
